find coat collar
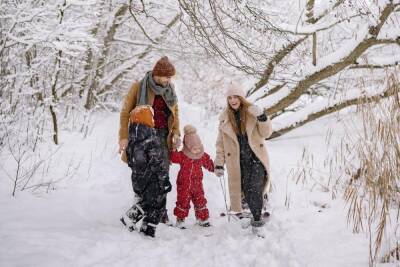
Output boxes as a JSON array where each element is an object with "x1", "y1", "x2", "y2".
[
  {"x1": 219, "y1": 109, "x2": 237, "y2": 143},
  {"x1": 219, "y1": 108, "x2": 257, "y2": 142}
]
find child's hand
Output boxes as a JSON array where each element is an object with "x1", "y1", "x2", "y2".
[{"x1": 172, "y1": 134, "x2": 181, "y2": 149}]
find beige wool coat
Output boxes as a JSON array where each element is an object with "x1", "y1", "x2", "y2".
[{"x1": 214, "y1": 108, "x2": 273, "y2": 212}]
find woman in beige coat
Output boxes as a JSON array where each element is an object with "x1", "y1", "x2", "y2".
[{"x1": 214, "y1": 82, "x2": 272, "y2": 236}]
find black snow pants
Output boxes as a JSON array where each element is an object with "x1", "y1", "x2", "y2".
[
  {"x1": 240, "y1": 157, "x2": 265, "y2": 222},
  {"x1": 234, "y1": 109, "x2": 267, "y2": 223},
  {"x1": 154, "y1": 128, "x2": 170, "y2": 219},
  {"x1": 137, "y1": 181, "x2": 167, "y2": 226}
]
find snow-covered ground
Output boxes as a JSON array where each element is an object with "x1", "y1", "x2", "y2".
[{"x1": 0, "y1": 96, "x2": 384, "y2": 267}]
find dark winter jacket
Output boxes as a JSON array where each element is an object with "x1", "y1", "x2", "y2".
[{"x1": 126, "y1": 123, "x2": 171, "y2": 195}]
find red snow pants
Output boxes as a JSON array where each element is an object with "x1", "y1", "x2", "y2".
[{"x1": 170, "y1": 151, "x2": 214, "y2": 221}]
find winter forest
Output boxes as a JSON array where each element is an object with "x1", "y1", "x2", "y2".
[{"x1": 1, "y1": 0, "x2": 400, "y2": 266}]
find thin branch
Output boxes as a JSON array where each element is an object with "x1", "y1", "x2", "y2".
[
  {"x1": 128, "y1": 0, "x2": 157, "y2": 44},
  {"x1": 98, "y1": 13, "x2": 181, "y2": 95},
  {"x1": 255, "y1": 83, "x2": 287, "y2": 101},
  {"x1": 247, "y1": 36, "x2": 308, "y2": 96},
  {"x1": 350, "y1": 62, "x2": 399, "y2": 69},
  {"x1": 314, "y1": 0, "x2": 345, "y2": 23}
]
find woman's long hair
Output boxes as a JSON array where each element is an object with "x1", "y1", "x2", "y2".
[{"x1": 227, "y1": 96, "x2": 252, "y2": 135}]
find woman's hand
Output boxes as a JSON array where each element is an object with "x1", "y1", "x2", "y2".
[
  {"x1": 215, "y1": 166, "x2": 225, "y2": 177},
  {"x1": 248, "y1": 105, "x2": 264, "y2": 117}
]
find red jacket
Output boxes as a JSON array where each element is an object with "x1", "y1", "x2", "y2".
[{"x1": 170, "y1": 151, "x2": 214, "y2": 187}]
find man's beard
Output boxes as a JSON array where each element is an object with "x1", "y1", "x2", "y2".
[{"x1": 156, "y1": 81, "x2": 168, "y2": 87}]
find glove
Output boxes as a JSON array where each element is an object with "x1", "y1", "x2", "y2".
[
  {"x1": 172, "y1": 134, "x2": 181, "y2": 149},
  {"x1": 215, "y1": 166, "x2": 224, "y2": 177},
  {"x1": 161, "y1": 179, "x2": 172, "y2": 193},
  {"x1": 119, "y1": 139, "x2": 128, "y2": 153},
  {"x1": 248, "y1": 105, "x2": 264, "y2": 117}
]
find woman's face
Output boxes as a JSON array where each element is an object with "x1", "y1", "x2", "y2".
[{"x1": 228, "y1": 95, "x2": 241, "y2": 110}]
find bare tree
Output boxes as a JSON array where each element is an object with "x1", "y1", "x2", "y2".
[{"x1": 178, "y1": 0, "x2": 400, "y2": 138}]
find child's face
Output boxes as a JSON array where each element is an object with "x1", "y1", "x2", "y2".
[
  {"x1": 191, "y1": 147, "x2": 201, "y2": 154},
  {"x1": 228, "y1": 95, "x2": 241, "y2": 110}
]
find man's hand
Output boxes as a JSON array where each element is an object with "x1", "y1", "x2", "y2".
[
  {"x1": 119, "y1": 139, "x2": 128, "y2": 153},
  {"x1": 161, "y1": 180, "x2": 172, "y2": 193}
]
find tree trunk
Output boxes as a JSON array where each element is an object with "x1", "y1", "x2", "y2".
[
  {"x1": 312, "y1": 32, "x2": 317, "y2": 66},
  {"x1": 49, "y1": 105, "x2": 59, "y2": 145},
  {"x1": 84, "y1": 4, "x2": 129, "y2": 110},
  {"x1": 48, "y1": 0, "x2": 66, "y2": 145}
]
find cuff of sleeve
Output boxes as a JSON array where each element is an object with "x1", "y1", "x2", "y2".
[{"x1": 257, "y1": 113, "x2": 268, "y2": 122}]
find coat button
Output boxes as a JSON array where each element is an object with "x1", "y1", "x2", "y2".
[
  {"x1": 227, "y1": 153, "x2": 231, "y2": 156},
  {"x1": 260, "y1": 144, "x2": 264, "y2": 147}
]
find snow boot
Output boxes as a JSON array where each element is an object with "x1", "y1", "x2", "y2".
[
  {"x1": 175, "y1": 218, "x2": 186, "y2": 229},
  {"x1": 140, "y1": 222, "x2": 156, "y2": 238},
  {"x1": 120, "y1": 216, "x2": 137, "y2": 232},
  {"x1": 196, "y1": 218, "x2": 211, "y2": 227},
  {"x1": 125, "y1": 204, "x2": 144, "y2": 224},
  {"x1": 251, "y1": 218, "x2": 266, "y2": 238}
]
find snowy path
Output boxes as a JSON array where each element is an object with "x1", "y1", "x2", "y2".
[{"x1": 0, "y1": 102, "x2": 371, "y2": 267}]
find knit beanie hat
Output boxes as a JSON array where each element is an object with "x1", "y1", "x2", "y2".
[
  {"x1": 152, "y1": 56, "x2": 176, "y2": 77},
  {"x1": 182, "y1": 125, "x2": 204, "y2": 160},
  {"x1": 129, "y1": 105, "x2": 155, "y2": 128},
  {"x1": 225, "y1": 81, "x2": 246, "y2": 98}
]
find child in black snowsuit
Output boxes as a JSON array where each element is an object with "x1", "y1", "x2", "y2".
[{"x1": 121, "y1": 105, "x2": 172, "y2": 237}]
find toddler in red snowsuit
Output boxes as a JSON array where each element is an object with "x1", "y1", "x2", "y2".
[{"x1": 170, "y1": 125, "x2": 214, "y2": 228}]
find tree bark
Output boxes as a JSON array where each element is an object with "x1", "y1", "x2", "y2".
[
  {"x1": 269, "y1": 81, "x2": 399, "y2": 139},
  {"x1": 84, "y1": 4, "x2": 129, "y2": 110},
  {"x1": 49, "y1": 105, "x2": 59, "y2": 145},
  {"x1": 247, "y1": 36, "x2": 308, "y2": 97},
  {"x1": 266, "y1": 1, "x2": 397, "y2": 116}
]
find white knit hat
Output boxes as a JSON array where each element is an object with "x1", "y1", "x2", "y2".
[{"x1": 225, "y1": 81, "x2": 246, "y2": 98}]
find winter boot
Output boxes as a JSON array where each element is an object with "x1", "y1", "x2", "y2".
[
  {"x1": 251, "y1": 218, "x2": 266, "y2": 238},
  {"x1": 120, "y1": 204, "x2": 145, "y2": 231},
  {"x1": 125, "y1": 204, "x2": 145, "y2": 224},
  {"x1": 120, "y1": 216, "x2": 136, "y2": 232},
  {"x1": 140, "y1": 222, "x2": 156, "y2": 238},
  {"x1": 196, "y1": 218, "x2": 211, "y2": 227},
  {"x1": 175, "y1": 218, "x2": 186, "y2": 229}
]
